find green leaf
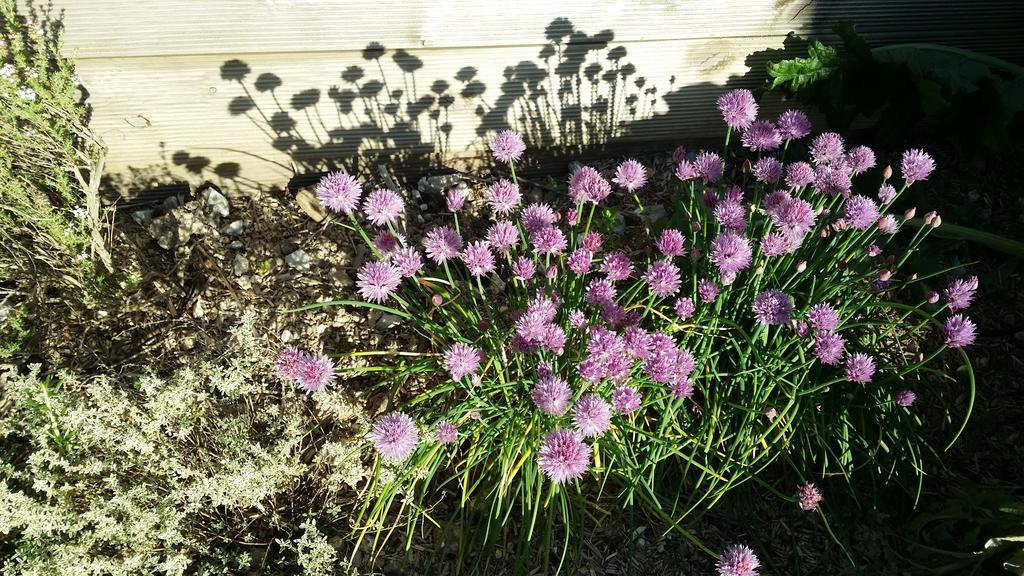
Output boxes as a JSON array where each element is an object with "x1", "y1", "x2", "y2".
[{"x1": 767, "y1": 40, "x2": 839, "y2": 92}]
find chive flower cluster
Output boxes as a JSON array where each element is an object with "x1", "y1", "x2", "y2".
[{"x1": 284, "y1": 89, "x2": 979, "y2": 562}]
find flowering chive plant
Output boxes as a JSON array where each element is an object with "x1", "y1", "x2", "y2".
[{"x1": 288, "y1": 90, "x2": 977, "y2": 567}]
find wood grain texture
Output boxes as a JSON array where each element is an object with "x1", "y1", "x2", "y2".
[{"x1": 34, "y1": 0, "x2": 1024, "y2": 191}]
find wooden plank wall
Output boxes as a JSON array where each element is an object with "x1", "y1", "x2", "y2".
[{"x1": 38, "y1": 0, "x2": 1024, "y2": 192}]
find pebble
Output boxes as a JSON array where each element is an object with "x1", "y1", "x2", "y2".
[
  {"x1": 222, "y1": 220, "x2": 244, "y2": 236},
  {"x1": 281, "y1": 329, "x2": 294, "y2": 343},
  {"x1": 375, "y1": 313, "x2": 404, "y2": 331},
  {"x1": 201, "y1": 187, "x2": 230, "y2": 218},
  {"x1": 232, "y1": 254, "x2": 250, "y2": 276},
  {"x1": 285, "y1": 249, "x2": 311, "y2": 272}
]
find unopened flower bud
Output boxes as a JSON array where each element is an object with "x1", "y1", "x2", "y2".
[
  {"x1": 930, "y1": 215, "x2": 942, "y2": 228},
  {"x1": 820, "y1": 228, "x2": 830, "y2": 238},
  {"x1": 913, "y1": 352, "x2": 924, "y2": 363},
  {"x1": 904, "y1": 207, "x2": 917, "y2": 220},
  {"x1": 691, "y1": 221, "x2": 701, "y2": 232},
  {"x1": 883, "y1": 165, "x2": 893, "y2": 180},
  {"x1": 431, "y1": 294, "x2": 443, "y2": 306},
  {"x1": 742, "y1": 158, "x2": 752, "y2": 173},
  {"x1": 923, "y1": 211, "x2": 937, "y2": 225},
  {"x1": 796, "y1": 261, "x2": 807, "y2": 273},
  {"x1": 909, "y1": 273, "x2": 918, "y2": 281},
  {"x1": 837, "y1": 260, "x2": 847, "y2": 270},
  {"x1": 878, "y1": 269, "x2": 892, "y2": 282},
  {"x1": 926, "y1": 291, "x2": 939, "y2": 304}
]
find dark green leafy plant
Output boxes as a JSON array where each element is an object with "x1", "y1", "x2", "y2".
[{"x1": 766, "y1": 23, "x2": 1024, "y2": 152}]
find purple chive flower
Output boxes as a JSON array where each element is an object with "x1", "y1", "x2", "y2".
[
  {"x1": 698, "y1": 279, "x2": 719, "y2": 303},
  {"x1": 370, "y1": 412, "x2": 419, "y2": 461},
  {"x1": 316, "y1": 171, "x2": 362, "y2": 214},
  {"x1": 512, "y1": 257, "x2": 536, "y2": 281},
  {"x1": 585, "y1": 278, "x2": 617, "y2": 307},
  {"x1": 710, "y1": 232, "x2": 753, "y2": 277},
  {"x1": 572, "y1": 394, "x2": 612, "y2": 438},
  {"x1": 485, "y1": 179, "x2": 521, "y2": 215},
  {"x1": 392, "y1": 247, "x2": 423, "y2": 277},
  {"x1": 725, "y1": 186, "x2": 744, "y2": 203},
  {"x1": 657, "y1": 228, "x2": 687, "y2": 257},
  {"x1": 362, "y1": 188, "x2": 405, "y2": 226},
  {"x1": 601, "y1": 251, "x2": 634, "y2": 281},
  {"x1": 943, "y1": 277, "x2": 978, "y2": 312},
  {"x1": 753, "y1": 290, "x2": 794, "y2": 325},
  {"x1": 436, "y1": 420, "x2": 458, "y2": 444},
  {"x1": 613, "y1": 159, "x2": 647, "y2": 192},
  {"x1": 715, "y1": 200, "x2": 748, "y2": 230},
  {"x1": 762, "y1": 190, "x2": 792, "y2": 215},
  {"x1": 753, "y1": 157, "x2": 783, "y2": 183},
  {"x1": 373, "y1": 231, "x2": 400, "y2": 255},
  {"x1": 486, "y1": 220, "x2": 519, "y2": 253},
  {"x1": 760, "y1": 232, "x2": 790, "y2": 258},
  {"x1": 877, "y1": 214, "x2": 899, "y2": 235},
  {"x1": 741, "y1": 120, "x2": 782, "y2": 151},
  {"x1": 675, "y1": 297, "x2": 695, "y2": 320},
  {"x1": 643, "y1": 260, "x2": 682, "y2": 298},
  {"x1": 295, "y1": 353, "x2": 335, "y2": 393},
  {"x1": 809, "y1": 132, "x2": 845, "y2": 165},
  {"x1": 798, "y1": 483, "x2": 824, "y2": 511},
  {"x1": 717, "y1": 88, "x2": 758, "y2": 130},
  {"x1": 866, "y1": 245, "x2": 882, "y2": 258},
  {"x1": 841, "y1": 195, "x2": 880, "y2": 231},
  {"x1": 276, "y1": 348, "x2": 307, "y2": 380},
  {"x1": 675, "y1": 159, "x2": 698, "y2": 181},
  {"x1": 845, "y1": 352, "x2": 876, "y2": 383},
  {"x1": 694, "y1": 152, "x2": 724, "y2": 183},
  {"x1": 623, "y1": 327, "x2": 652, "y2": 359},
  {"x1": 357, "y1": 261, "x2": 402, "y2": 303},
  {"x1": 531, "y1": 226, "x2": 568, "y2": 255},
  {"x1": 878, "y1": 183, "x2": 897, "y2": 204},
  {"x1": 901, "y1": 149, "x2": 935, "y2": 184},
  {"x1": 806, "y1": 303, "x2": 839, "y2": 333},
  {"x1": 643, "y1": 333, "x2": 696, "y2": 386},
  {"x1": 537, "y1": 428, "x2": 591, "y2": 484},
  {"x1": 700, "y1": 191, "x2": 722, "y2": 214},
  {"x1": 568, "y1": 166, "x2": 612, "y2": 204},
  {"x1": 895, "y1": 389, "x2": 917, "y2": 407},
  {"x1": 846, "y1": 145, "x2": 876, "y2": 174},
  {"x1": 446, "y1": 188, "x2": 466, "y2": 212},
  {"x1": 794, "y1": 320, "x2": 811, "y2": 338},
  {"x1": 532, "y1": 373, "x2": 572, "y2": 415},
  {"x1": 462, "y1": 241, "x2": 495, "y2": 277},
  {"x1": 522, "y1": 202, "x2": 557, "y2": 233},
  {"x1": 814, "y1": 331, "x2": 846, "y2": 365},
  {"x1": 777, "y1": 109, "x2": 811, "y2": 140},
  {"x1": 785, "y1": 161, "x2": 815, "y2": 188},
  {"x1": 568, "y1": 310, "x2": 587, "y2": 329},
  {"x1": 578, "y1": 327, "x2": 632, "y2": 385},
  {"x1": 422, "y1": 225, "x2": 463, "y2": 264},
  {"x1": 943, "y1": 314, "x2": 977, "y2": 348},
  {"x1": 567, "y1": 249, "x2": 593, "y2": 275},
  {"x1": 444, "y1": 343, "x2": 483, "y2": 381},
  {"x1": 611, "y1": 386, "x2": 642, "y2": 414},
  {"x1": 670, "y1": 377, "x2": 695, "y2": 398},
  {"x1": 490, "y1": 129, "x2": 526, "y2": 163},
  {"x1": 717, "y1": 544, "x2": 761, "y2": 576},
  {"x1": 770, "y1": 198, "x2": 816, "y2": 237},
  {"x1": 582, "y1": 231, "x2": 604, "y2": 252},
  {"x1": 814, "y1": 162, "x2": 853, "y2": 197}
]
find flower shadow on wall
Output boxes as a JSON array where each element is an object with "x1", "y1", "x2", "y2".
[{"x1": 182, "y1": 17, "x2": 775, "y2": 195}]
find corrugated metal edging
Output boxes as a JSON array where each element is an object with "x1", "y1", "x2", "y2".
[{"x1": 47, "y1": 0, "x2": 1024, "y2": 59}]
